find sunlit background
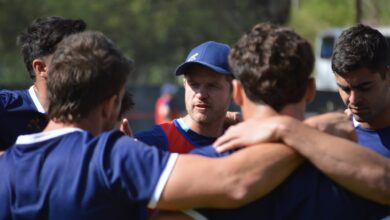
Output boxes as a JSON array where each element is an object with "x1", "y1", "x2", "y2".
[{"x1": 1, "y1": 0, "x2": 389, "y2": 131}]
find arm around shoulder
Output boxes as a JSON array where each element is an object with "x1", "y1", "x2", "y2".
[
  {"x1": 156, "y1": 142, "x2": 303, "y2": 210},
  {"x1": 279, "y1": 116, "x2": 390, "y2": 205}
]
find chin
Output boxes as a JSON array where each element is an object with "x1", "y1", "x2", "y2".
[
  {"x1": 354, "y1": 114, "x2": 371, "y2": 123},
  {"x1": 196, "y1": 117, "x2": 214, "y2": 124}
]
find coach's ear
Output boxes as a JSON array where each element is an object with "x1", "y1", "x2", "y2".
[{"x1": 232, "y1": 79, "x2": 244, "y2": 107}]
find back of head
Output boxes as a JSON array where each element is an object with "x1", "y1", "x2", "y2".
[
  {"x1": 47, "y1": 31, "x2": 133, "y2": 123},
  {"x1": 17, "y1": 16, "x2": 87, "y2": 80},
  {"x1": 331, "y1": 24, "x2": 390, "y2": 75},
  {"x1": 229, "y1": 23, "x2": 314, "y2": 111}
]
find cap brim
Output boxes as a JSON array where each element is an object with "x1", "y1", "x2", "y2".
[{"x1": 175, "y1": 61, "x2": 231, "y2": 76}]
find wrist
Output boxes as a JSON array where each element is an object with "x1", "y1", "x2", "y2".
[
  {"x1": 274, "y1": 116, "x2": 296, "y2": 142},
  {"x1": 275, "y1": 116, "x2": 312, "y2": 152}
]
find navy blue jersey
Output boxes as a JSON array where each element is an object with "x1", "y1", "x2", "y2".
[
  {"x1": 135, "y1": 118, "x2": 216, "y2": 153},
  {"x1": 0, "y1": 87, "x2": 48, "y2": 150},
  {"x1": 191, "y1": 145, "x2": 390, "y2": 219},
  {"x1": 0, "y1": 128, "x2": 177, "y2": 220},
  {"x1": 356, "y1": 125, "x2": 390, "y2": 157}
]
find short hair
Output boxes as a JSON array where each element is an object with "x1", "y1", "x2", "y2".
[
  {"x1": 331, "y1": 24, "x2": 390, "y2": 76},
  {"x1": 17, "y1": 16, "x2": 86, "y2": 80},
  {"x1": 47, "y1": 31, "x2": 133, "y2": 123},
  {"x1": 229, "y1": 23, "x2": 314, "y2": 111}
]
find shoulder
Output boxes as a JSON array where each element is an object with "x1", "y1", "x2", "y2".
[
  {"x1": 135, "y1": 123, "x2": 170, "y2": 138},
  {"x1": 0, "y1": 89, "x2": 32, "y2": 112},
  {"x1": 0, "y1": 89, "x2": 23, "y2": 105},
  {"x1": 100, "y1": 129, "x2": 159, "y2": 157},
  {"x1": 134, "y1": 123, "x2": 172, "y2": 148}
]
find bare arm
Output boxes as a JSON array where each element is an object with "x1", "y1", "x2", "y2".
[
  {"x1": 156, "y1": 143, "x2": 303, "y2": 210},
  {"x1": 279, "y1": 116, "x2": 390, "y2": 205},
  {"x1": 214, "y1": 112, "x2": 356, "y2": 153},
  {"x1": 304, "y1": 112, "x2": 356, "y2": 142},
  {"x1": 213, "y1": 114, "x2": 390, "y2": 205}
]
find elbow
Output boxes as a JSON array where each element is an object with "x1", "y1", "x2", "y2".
[
  {"x1": 376, "y1": 183, "x2": 390, "y2": 206},
  {"x1": 366, "y1": 165, "x2": 390, "y2": 206},
  {"x1": 228, "y1": 186, "x2": 252, "y2": 208},
  {"x1": 378, "y1": 169, "x2": 390, "y2": 205},
  {"x1": 224, "y1": 176, "x2": 264, "y2": 208}
]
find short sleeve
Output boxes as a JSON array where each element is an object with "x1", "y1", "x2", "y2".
[{"x1": 101, "y1": 133, "x2": 177, "y2": 207}]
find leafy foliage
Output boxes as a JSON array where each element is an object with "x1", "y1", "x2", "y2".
[{"x1": 1, "y1": 0, "x2": 389, "y2": 85}]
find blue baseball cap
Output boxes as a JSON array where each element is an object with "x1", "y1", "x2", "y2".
[{"x1": 175, "y1": 41, "x2": 232, "y2": 76}]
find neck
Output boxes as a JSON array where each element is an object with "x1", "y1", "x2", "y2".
[
  {"x1": 33, "y1": 79, "x2": 48, "y2": 112},
  {"x1": 242, "y1": 104, "x2": 278, "y2": 121},
  {"x1": 44, "y1": 111, "x2": 104, "y2": 136},
  {"x1": 242, "y1": 100, "x2": 305, "y2": 121},
  {"x1": 279, "y1": 104, "x2": 306, "y2": 121},
  {"x1": 182, "y1": 115, "x2": 225, "y2": 137}
]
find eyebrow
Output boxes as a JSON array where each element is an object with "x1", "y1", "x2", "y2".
[{"x1": 337, "y1": 81, "x2": 373, "y2": 90}]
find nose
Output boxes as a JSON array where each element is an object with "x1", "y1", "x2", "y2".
[
  {"x1": 348, "y1": 90, "x2": 361, "y2": 105},
  {"x1": 195, "y1": 86, "x2": 209, "y2": 99}
]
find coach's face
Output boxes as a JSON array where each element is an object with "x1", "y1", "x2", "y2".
[
  {"x1": 183, "y1": 65, "x2": 232, "y2": 125},
  {"x1": 336, "y1": 67, "x2": 390, "y2": 129}
]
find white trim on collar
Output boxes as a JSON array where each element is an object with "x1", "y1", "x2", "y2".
[
  {"x1": 28, "y1": 86, "x2": 46, "y2": 114},
  {"x1": 16, "y1": 128, "x2": 84, "y2": 145},
  {"x1": 176, "y1": 118, "x2": 190, "y2": 132},
  {"x1": 352, "y1": 116, "x2": 360, "y2": 127}
]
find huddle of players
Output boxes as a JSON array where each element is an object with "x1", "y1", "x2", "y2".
[{"x1": 0, "y1": 16, "x2": 389, "y2": 219}]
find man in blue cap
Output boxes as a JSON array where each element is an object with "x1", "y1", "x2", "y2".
[{"x1": 136, "y1": 41, "x2": 234, "y2": 153}]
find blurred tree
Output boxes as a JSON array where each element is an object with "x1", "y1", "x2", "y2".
[
  {"x1": 356, "y1": 0, "x2": 362, "y2": 23},
  {"x1": 289, "y1": 0, "x2": 390, "y2": 45},
  {"x1": 0, "y1": 0, "x2": 292, "y2": 86}
]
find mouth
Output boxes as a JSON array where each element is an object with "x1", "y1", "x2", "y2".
[
  {"x1": 194, "y1": 103, "x2": 210, "y2": 110},
  {"x1": 349, "y1": 106, "x2": 368, "y2": 115}
]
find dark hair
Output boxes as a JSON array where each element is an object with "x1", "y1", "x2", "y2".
[
  {"x1": 331, "y1": 24, "x2": 390, "y2": 77},
  {"x1": 47, "y1": 31, "x2": 133, "y2": 123},
  {"x1": 229, "y1": 23, "x2": 314, "y2": 111},
  {"x1": 17, "y1": 16, "x2": 86, "y2": 79}
]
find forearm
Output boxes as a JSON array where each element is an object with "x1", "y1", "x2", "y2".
[
  {"x1": 280, "y1": 117, "x2": 390, "y2": 205},
  {"x1": 224, "y1": 143, "x2": 303, "y2": 207},
  {"x1": 158, "y1": 144, "x2": 303, "y2": 210}
]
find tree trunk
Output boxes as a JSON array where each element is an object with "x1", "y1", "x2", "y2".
[{"x1": 356, "y1": 0, "x2": 363, "y2": 23}]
